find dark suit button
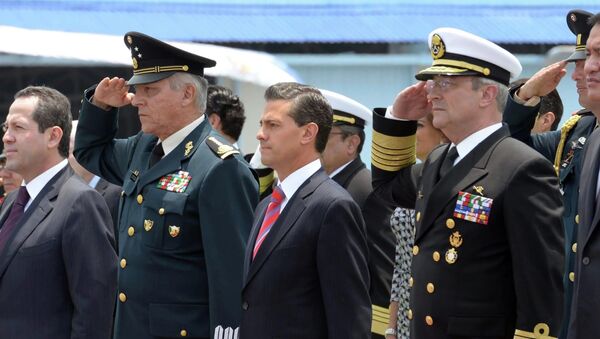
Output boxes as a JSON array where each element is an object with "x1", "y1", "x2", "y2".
[
  {"x1": 242, "y1": 302, "x2": 249, "y2": 310},
  {"x1": 583, "y1": 257, "x2": 591, "y2": 265}
]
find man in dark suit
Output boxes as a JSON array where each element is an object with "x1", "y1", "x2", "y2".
[
  {"x1": 371, "y1": 27, "x2": 564, "y2": 338},
  {"x1": 568, "y1": 12, "x2": 600, "y2": 339},
  {"x1": 240, "y1": 82, "x2": 371, "y2": 338},
  {"x1": 320, "y1": 88, "x2": 396, "y2": 338},
  {"x1": 74, "y1": 32, "x2": 258, "y2": 339},
  {"x1": 0, "y1": 86, "x2": 117, "y2": 338},
  {"x1": 503, "y1": 10, "x2": 596, "y2": 338}
]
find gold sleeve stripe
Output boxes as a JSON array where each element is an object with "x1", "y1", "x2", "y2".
[
  {"x1": 373, "y1": 130, "x2": 416, "y2": 149},
  {"x1": 372, "y1": 142, "x2": 415, "y2": 154},
  {"x1": 514, "y1": 323, "x2": 556, "y2": 339},
  {"x1": 372, "y1": 153, "x2": 416, "y2": 172},
  {"x1": 371, "y1": 304, "x2": 390, "y2": 335}
]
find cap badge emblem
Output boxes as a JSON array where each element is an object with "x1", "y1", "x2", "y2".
[
  {"x1": 431, "y1": 33, "x2": 446, "y2": 60},
  {"x1": 571, "y1": 13, "x2": 577, "y2": 22},
  {"x1": 132, "y1": 57, "x2": 138, "y2": 70}
]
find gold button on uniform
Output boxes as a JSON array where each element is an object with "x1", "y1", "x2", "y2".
[
  {"x1": 572, "y1": 243, "x2": 577, "y2": 253},
  {"x1": 412, "y1": 246, "x2": 419, "y2": 256},
  {"x1": 137, "y1": 194, "x2": 143, "y2": 204},
  {"x1": 159, "y1": 208, "x2": 165, "y2": 215},
  {"x1": 180, "y1": 329, "x2": 187, "y2": 337},
  {"x1": 569, "y1": 272, "x2": 575, "y2": 282},
  {"x1": 575, "y1": 214, "x2": 580, "y2": 224},
  {"x1": 120, "y1": 258, "x2": 127, "y2": 269},
  {"x1": 416, "y1": 212, "x2": 421, "y2": 222},
  {"x1": 407, "y1": 309, "x2": 413, "y2": 320},
  {"x1": 128, "y1": 226, "x2": 135, "y2": 237},
  {"x1": 425, "y1": 316, "x2": 433, "y2": 326},
  {"x1": 445, "y1": 218, "x2": 455, "y2": 229},
  {"x1": 427, "y1": 283, "x2": 435, "y2": 294},
  {"x1": 409, "y1": 277, "x2": 414, "y2": 287},
  {"x1": 119, "y1": 292, "x2": 127, "y2": 302},
  {"x1": 432, "y1": 251, "x2": 440, "y2": 262}
]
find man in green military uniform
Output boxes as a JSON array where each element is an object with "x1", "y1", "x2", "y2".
[
  {"x1": 74, "y1": 32, "x2": 258, "y2": 339},
  {"x1": 503, "y1": 10, "x2": 596, "y2": 338}
]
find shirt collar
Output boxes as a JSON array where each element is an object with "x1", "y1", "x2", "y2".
[
  {"x1": 159, "y1": 115, "x2": 205, "y2": 157},
  {"x1": 23, "y1": 159, "x2": 68, "y2": 210},
  {"x1": 279, "y1": 159, "x2": 322, "y2": 212},
  {"x1": 453, "y1": 123, "x2": 502, "y2": 163},
  {"x1": 328, "y1": 159, "x2": 353, "y2": 178}
]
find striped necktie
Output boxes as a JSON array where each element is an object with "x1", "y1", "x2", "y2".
[{"x1": 253, "y1": 186, "x2": 285, "y2": 259}]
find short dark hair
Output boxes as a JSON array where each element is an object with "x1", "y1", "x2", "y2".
[
  {"x1": 588, "y1": 12, "x2": 600, "y2": 26},
  {"x1": 14, "y1": 86, "x2": 72, "y2": 158},
  {"x1": 540, "y1": 88, "x2": 563, "y2": 131},
  {"x1": 510, "y1": 77, "x2": 563, "y2": 131},
  {"x1": 264, "y1": 82, "x2": 332, "y2": 153},
  {"x1": 336, "y1": 124, "x2": 366, "y2": 154},
  {"x1": 206, "y1": 85, "x2": 246, "y2": 141}
]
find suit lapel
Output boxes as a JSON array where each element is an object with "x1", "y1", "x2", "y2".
[
  {"x1": 137, "y1": 121, "x2": 212, "y2": 189},
  {"x1": 0, "y1": 166, "x2": 71, "y2": 280},
  {"x1": 415, "y1": 127, "x2": 507, "y2": 242},
  {"x1": 243, "y1": 170, "x2": 326, "y2": 289},
  {"x1": 332, "y1": 157, "x2": 365, "y2": 188},
  {"x1": 580, "y1": 129, "x2": 600, "y2": 249}
]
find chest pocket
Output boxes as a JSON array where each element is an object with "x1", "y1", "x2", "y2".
[{"x1": 141, "y1": 187, "x2": 188, "y2": 250}]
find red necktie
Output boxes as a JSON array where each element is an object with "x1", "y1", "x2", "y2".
[
  {"x1": 253, "y1": 186, "x2": 285, "y2": 259},
  {"x1": 0, "y1": 186, "x2": 30, "y2": 252}
]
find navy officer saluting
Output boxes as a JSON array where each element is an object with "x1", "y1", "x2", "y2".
[
  {"x1": 74, "y1": 32, "x2": 259, "y2": 339},
  {"x1": 371, "y1": 27, "x2": 564, "y2": 338}
]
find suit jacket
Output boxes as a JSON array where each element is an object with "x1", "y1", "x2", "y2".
[
  {"x1": 568, "y1": 127, "x2": 600, "y2": 339},
  {"x1": 0, "y1": 165, "x2": 117, "y2": 339},
  {"x1": 504, "y1": 89, "x2": 597, "y2": 338},
  {"x1": 95, "y1": 177, "x2": 122, "y2": 249},
  {"x1": 371, "y1": 110, "x2": 564, "y2": 339},
  {"x1": 240, "y1": 169, "x2": 371, "y2": 339},
  {"x1": 75, "y1": 87, "x2": 259, "y2": 339},
  {"x1": 332, "y1": 157, "x2": 396, "y2": 337}
]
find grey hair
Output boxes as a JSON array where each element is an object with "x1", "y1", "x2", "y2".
[
  {"x1": 168, "y1": 73, "x2": 208, "y2": 113},
  {"x1": 471, "y1": 77, "x2": 508, "y2": 112}
]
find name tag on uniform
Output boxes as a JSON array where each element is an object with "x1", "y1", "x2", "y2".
[
  {"x1": 157, "y1": 171, "x2": 192, "y2": 193},
  {"x1": 453, "y1": 191, "x2": 493, "y2": 225}
]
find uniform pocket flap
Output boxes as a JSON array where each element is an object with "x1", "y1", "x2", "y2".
[
  {"x1": 149, "y1": 303, "x2": 209, "y2": 337},
  {"x1": 144, "y1": 188, "x2": 188, "y2": 215},
  {"x1": 447, "y1": 316, "x2": 507, "y2": 336}
]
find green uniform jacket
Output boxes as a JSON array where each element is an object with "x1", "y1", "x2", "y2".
[
  {"x1": 74, "y1": 88, "x2": 259, "y2": 339},
  {"x1": 503, "y1": 88, "x2": 596, "y2": 338}
]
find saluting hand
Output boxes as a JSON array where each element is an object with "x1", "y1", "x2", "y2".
[
  {"x1": 92, "y1": 77, "x2": 134, "y2": 110},
  {"x1": 391, "y1": 82, "x2": 432, "y2": 121},
  {"x1": 517, "y1": 60, "x2": 567, "y2": 101}
]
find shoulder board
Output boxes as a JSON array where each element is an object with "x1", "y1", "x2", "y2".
[
  {"x1": 575, "y1": 109, "x2": 594, "y2": 117},
  {"x1": 205, "y1": 136, "x2": 239, "y2": 159}
]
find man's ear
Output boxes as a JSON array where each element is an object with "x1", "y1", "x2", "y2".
[
  {"x1": 300, "y1": 122, "x2": 318, "y2": 145},
  {"x1": 480, "y1": 84, "x2": 498, "y2": 108},
  {"x1": 346, "y1": 134, "x2": 361, "y2": 155},
  {"x1": 208, "y1": 114, "x2": 221, "y2": 130},
  {"x1": 182, "y1": 83, "x2": 196, "y2": 107},
  {"x1": 47, "y1": 126, "x2": 63, "y2": 150},
  {"x1": 540, "y1": 111, "x2": 556, "y2": 128}
]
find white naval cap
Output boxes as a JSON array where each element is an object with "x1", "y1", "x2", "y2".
[
  {"x1": 319, "y1": 88, "x2": 372, "y2": 129},
  {"x1": 415, "y1": 27, "x2": 522, "y2": 86}
]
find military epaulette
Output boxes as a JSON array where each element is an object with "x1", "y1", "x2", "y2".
[
  {"x1": 554, "y1": 114, "x2": 583, "y2": 175},
  {"x1": 206, "y1": 136, "x2": 239, "y2": 159}
]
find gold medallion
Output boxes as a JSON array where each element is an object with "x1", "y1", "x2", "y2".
[
  {"x1": 132, "y1": 57, "x2": 138, "y2": 69},
  {"x1": 445, "y1": 248, "x2": 458, "y2": 264},
  {"x1": 144, "y1": 219, "x2": 154, "y2": 232},
  {"x1": 449, "y1": 231, "x2": 463, "y2": 248}
]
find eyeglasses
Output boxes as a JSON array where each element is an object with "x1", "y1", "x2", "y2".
[{"x1": 425, "y1": 78, "x2": 458, "y2": 94}]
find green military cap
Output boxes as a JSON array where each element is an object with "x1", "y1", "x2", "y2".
[
  {"x1": 566, "y1": 9, "x2": 594, "y2": 62},
  {"x1": 124, "y1": 31, "x2": 216, "y2": 85}
]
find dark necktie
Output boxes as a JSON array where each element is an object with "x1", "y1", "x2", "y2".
[
  {"x1": 0, "y1": 186, "x2": 30, "y2": 251},
  {"x1": 149, "y1": 142, "x2": 164, "y2": 168},
  {"x1": 439, "y1": 146, "x2": 459, "y2": 178}
]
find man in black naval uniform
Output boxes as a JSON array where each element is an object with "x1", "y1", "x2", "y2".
[
  {"x1": 371, "y1": 27, "x2": 564, "y2": 338},
  {"x1": 503, "y1": 10, "x2": 596, "y2": 338},
  {"x1": 74, "y1": 32, "x2": 259, "y2": 339},
  {"x1": 320, "y1": 89, "x2": 396, "y2": 338}
]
